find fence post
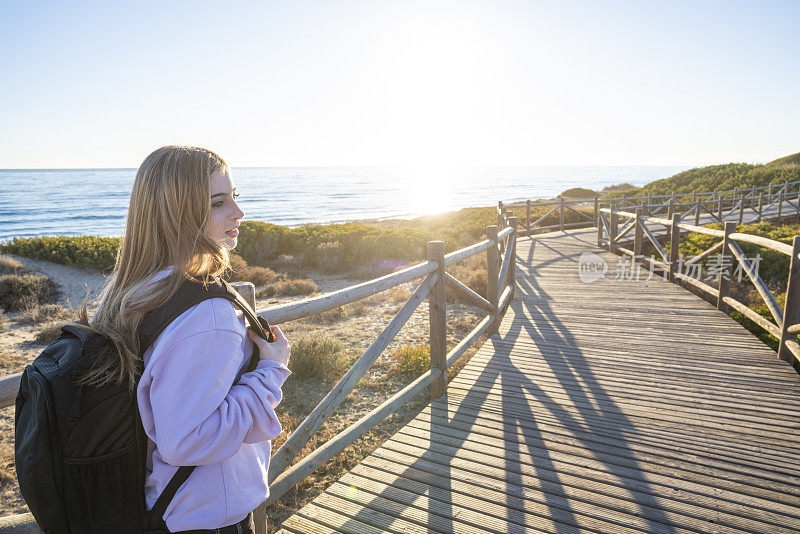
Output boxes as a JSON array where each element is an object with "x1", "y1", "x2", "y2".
[
  {"x1": 597, "y1": 208, "x2": 604, "y2": 247},
  {"x1": 559, "y1": 196, "x2": 565, "y2": 231},
  {"x1": 739, "y1": 192, "x2": 745, "y2": 225},
  {"x1": 667, "y1": 195, "x2": 675, "y2": 220},
  {"x1": 609, "y1": 210, "x2": 618, "y2": 253},
  {"x1": 497, "y1": 201, "x2": 504, "y2": 230},
  {"x1": 593, "y1": 196, "x2": 599, "y2": 225},
  {"x1": 796, "y1": 183, "x2": 800, "y2": 222},
  {"x1": 633, "y1": 208, "x2": 643, "y2": 259},
  {"x1": 694, "y1": 192, "x2": 701, "y2": 226},
  {"x1": 669, "y1": 213, "x2": 680, "y2": 282},
  {"x1": 717, "y1": 222, "x2": 736, "y2": 313},
  {"x1": 526, "y1": 199, "x2": 531, "y2": 234},
  {"x1": 486, "y1": 225, "x2": 500, "y2": 336},
  {"x1": 778, "y1": 187, "x2": 784, "y2": 221},
  {"x1": 427, "y1": 241, "x2": 447, "y2": 400},
  {"x1": 508, "y1": 217, "x2": 518, "y2": 301},
  {"x1": 778, "y1": 236, "x2": 800, "y2": 363},
  {"x1": 717, "y1": 196, "x2": 723, "y2": 223},
  {"x1": 757, "y1": 192, "x2": 764, "y2": 222}
]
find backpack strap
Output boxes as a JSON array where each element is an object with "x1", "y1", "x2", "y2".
[
  {"x1": 137, "y1": 277, "x2": 273, "y2": 358},
  {"x1": 138, "y1": 276, "x2": 275, "y2": 522}
]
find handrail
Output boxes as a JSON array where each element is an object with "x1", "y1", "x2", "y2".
[
  {"x1": 508, "y1": 178, "x2": 800, "y2": 207},
  {"x1": 0, "y1": 220, "x2": 519, "y2": 533},
  {"x1": 597, "y1": 192, "x2": 800, "y2": 367}
]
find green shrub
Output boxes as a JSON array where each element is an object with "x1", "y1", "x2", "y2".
[
  {"x1": 236, "y1": 220, "x2": 430, "y2": 272},
  {"x1": 392, "y1": 342, "x2": 430, "y2": 376},
  {"x1": 601, "y1": 183, "x2": 639, "y2": 194},
  {"x1": 631, "y1": 161, "x2": 800, "y2": 198},
  {"x1": 289, "y1": 336, "x2": 348, "y2": 379},
  {"x1": 560, "y1": 187, "x2": 597, "y2": 199},
  {"x1": 0, "y1": 274, "x2": 59, "y2": 311},
  {"x1": 0, "y1": 236, "x2": 120, "y2": 270}
]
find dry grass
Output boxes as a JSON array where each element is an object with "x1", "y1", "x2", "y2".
[
  {"x1": 445, "y1": 254, "x2": 488, "y2": 302},
  {"x1": 288, "y1": 336, "x2": 350, "y2": 380},
  {"x1": 227, "y1": 254, "x2": 279, "y2": 287},
  {"x1": 257, "y1": 277, "x2": 317, "y2": 298},
  {"x1": 313, "y1": 242, "x2": 344, "y2": 273},
  {"x1": 14, "y1": 303, "x2": 74, "y2": 325},
  {"x1": 270, "y1": 254, "x2": 304, "y2": 274},
  {"x1": 0, "y1": 311, "x2": 6, "y2": 333},
  {"x1": 0, "y1": 273, "x2": 59, "y2": 312},
  {"x1": 0, "y1": 255, "x2": 24, "y2": 275},
  {"x1": 32, "y1": 321, "x2": 65, "y2": 345},
  {"x1": 349, "y1": 260, "x2": 404, "y2": 280}
]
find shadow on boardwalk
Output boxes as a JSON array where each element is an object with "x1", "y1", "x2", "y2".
[{"x1": 329, "y1": 231, "x2": 678, "y2": 533}]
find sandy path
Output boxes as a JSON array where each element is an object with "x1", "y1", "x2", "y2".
[{"x1": 5, "y1": 254, "x2": 109, "y2": 308}]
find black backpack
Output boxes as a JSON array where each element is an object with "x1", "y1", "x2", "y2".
[{"x1": 14, "y1": 277, "x2": 274, "y2": 533}]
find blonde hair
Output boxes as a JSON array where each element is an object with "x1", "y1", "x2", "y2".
[{"x1": 77, "y1": 145, "x2": 232, "y2": 390}]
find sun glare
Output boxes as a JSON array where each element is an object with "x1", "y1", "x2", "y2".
[{"x1": 393, "y1": 164, "x2": 457, "y2": 216}]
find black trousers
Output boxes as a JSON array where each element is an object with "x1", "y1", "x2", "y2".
[{"x1": 173, "y1": 511, "x2": 255, "y2": 534}]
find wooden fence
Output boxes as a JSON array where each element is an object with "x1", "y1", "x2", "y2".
[
  {"x1": 596, "y1": 189, "x2": 800, "y2": 366},
  {"x1": 502, "y1": 178, "x2": 800, "y2": 236},
  {"x1": 0, "y1": 222, "x2": 519, "y2": 533}
]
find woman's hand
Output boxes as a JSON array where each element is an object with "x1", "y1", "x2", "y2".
[{"x1": 247, "y1": 325, "x2": 290, "y2": 367}]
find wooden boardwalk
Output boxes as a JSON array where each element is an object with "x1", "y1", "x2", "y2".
[{"x1": 278, "y1": 228, "x2": 800, "y2": 533}]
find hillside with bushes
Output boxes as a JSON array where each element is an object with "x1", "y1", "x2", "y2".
[{"x1": 597, "y1": 151, "x2": 800, "y2": 199}]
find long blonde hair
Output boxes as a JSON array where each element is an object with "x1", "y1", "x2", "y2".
[{"x1": 77, "y1": 146, "x2": 232, "y2": 391}]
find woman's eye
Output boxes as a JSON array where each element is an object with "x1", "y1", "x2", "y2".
[{"x1": 212, "y1": 201, "x2": 223, "y2": 208}]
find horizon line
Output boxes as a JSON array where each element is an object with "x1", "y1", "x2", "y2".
[{"x1": 0, "y1": 162, "x2": 725, "y2": 172}]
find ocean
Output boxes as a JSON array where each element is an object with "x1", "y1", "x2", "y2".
[{"x1": 0, "y1": 166, "x2": 689, "y2": 242}]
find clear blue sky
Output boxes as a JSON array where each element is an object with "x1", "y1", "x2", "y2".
[{"x1": 1, "y1": 0, "x2": 798, "y2": 168}]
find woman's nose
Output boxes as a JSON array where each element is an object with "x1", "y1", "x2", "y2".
[{"x1": 233, "y1": 202, "x2": 244, "y2": 220}]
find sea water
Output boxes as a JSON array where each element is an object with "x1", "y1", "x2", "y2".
[{"x1": 0, "y1": 165, "x2": 688, "y2": 242}]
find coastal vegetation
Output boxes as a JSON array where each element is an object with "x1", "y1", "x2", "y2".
[
  {"x1": 0, "y1": 236, "x2": 118, "y2": 271},
  {"x1": 0, "y1": 204, "x2": 591, "y2": 276},
  {"x1": 599, "y1": 152, "x2": 800, "y2": 198},
  {"x1": 391, "y1": 342, "x2": 431, "y2": 376}
]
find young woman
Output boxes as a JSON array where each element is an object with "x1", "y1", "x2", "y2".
[{"x1": 78, "y1": 145, "x2": 291, "y2": 533}]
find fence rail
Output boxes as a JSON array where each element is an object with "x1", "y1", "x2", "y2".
[
  {"x1": 597, "y1": 194, "x2": 800, "y2": 366},
  {"x1": 500, "y1": 178, "x2": 800, "y2": 237},
  {"x1": 0, "y1": 222, "x2": 519, "y2": 533}
]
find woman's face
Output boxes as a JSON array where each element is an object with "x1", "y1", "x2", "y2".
[{"x1": 206, "y1": 170, "x2": 244, "y2": 249}]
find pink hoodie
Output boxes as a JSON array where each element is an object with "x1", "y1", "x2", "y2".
[{"x1": 136, "y1": 266, "x2": 290, "y2": 531}]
